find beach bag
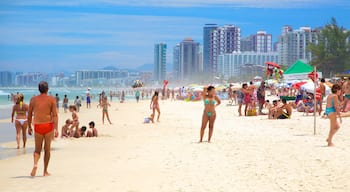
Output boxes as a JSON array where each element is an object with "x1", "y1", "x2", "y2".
[{"x1": 247, "y1": 106, "x2": 257, "y2": 116}]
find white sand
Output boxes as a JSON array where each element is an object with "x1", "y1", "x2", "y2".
[{"x1": 0, "y1": 99, "x2": 350, "y2": 192}]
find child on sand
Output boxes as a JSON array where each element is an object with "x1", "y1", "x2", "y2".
[
  {"x1": 87, "y1": 121, "x2": 98, "y2": 137},
  {"x1": 143, "y1": 114, "x2": 154, "y2": 123},
  {"x1": 61, "y1": 119, "x2": 71, "y2": 138},
  {"x1": 325, "y1": 84, "x2": 342, "y2": 147},
  {"x1": 69, "y1": 105, "x2": 80, "y2": 137}
]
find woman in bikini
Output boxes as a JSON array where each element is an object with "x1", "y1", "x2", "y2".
[
  {"x1": 11, "y1": 93, "x2": 29, "y2": 149},
  {"x1": 69, "y1": 105, "x2": 80, "y2": 137},
  {"x1": 325, "y1": 84, "x2": 342, "y2": 147},
  {"x1": 150, "y1": 91, "x2": 160, "y2": 122},
  {"x1": 98, "y1": 95, "x2": 112, "y2": 124},
  {"x1": 199, "y1": 86, "x2": 221, "y2": 143}
]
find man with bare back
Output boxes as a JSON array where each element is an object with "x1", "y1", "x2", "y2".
[
  {"x1": 28, "y1": 81, "x2": 58, "y2": 177},
  {"x1": 342, "y1": 78, "x2": 350, "y2": 112}
]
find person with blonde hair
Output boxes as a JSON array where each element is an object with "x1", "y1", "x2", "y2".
[{"x1": 11, "y1": 93, "x2": 29, "y2": 149}]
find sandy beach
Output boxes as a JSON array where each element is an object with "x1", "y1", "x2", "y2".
[{"x1": 0, "y1": 99, "x2": 350, "y2": 192}]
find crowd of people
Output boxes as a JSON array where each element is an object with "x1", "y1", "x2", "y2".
[{"x1": 7, "y1": 77, "x2": 350, "y2": 176}]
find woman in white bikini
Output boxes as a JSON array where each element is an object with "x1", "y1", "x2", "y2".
[{"x1": 11, "y1": 93, "x2": 29, "y2": 149}]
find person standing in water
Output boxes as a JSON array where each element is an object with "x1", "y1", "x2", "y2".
[
  {"x1": 325, "y1": 84, "x2": 342, "y2": 147},
  {"x1": 11, "y1": 93, "x2": 29, "y2": 149},
  {"x1": 150, "y1": 91, "x2": 160, "y2": 122},
  {"x1": 199, "y1": 86, "x2": 221, "y2": 143},
  {"x1": 28, "y1": 81, "x2": 58, "y2": 177}
]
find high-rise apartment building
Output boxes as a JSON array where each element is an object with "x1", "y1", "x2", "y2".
[
  {"x1": 241, "y1": 31, "x2": 272, "y2": 52},
  {"x1": 173, "y1": 38, "x2": 200, "y2": 81},
  {"x1": 203, "y1": 24, "x2": 218, "y2": 77},
  {"x1": 0, "y1": 71, "x2": 13, "y2": 87},
  {"x1": 154, "y1": 43, "x2": 167, "y2": 83},
  {"x1": 173, "y1": 44, "x2": 180, "y2": 81},
  {"x1": 278, "y1": 26, "x2": 318, "y2": 66},
  {"x1": 203, "y1": 24, "x2": 241, "y2": 78}
]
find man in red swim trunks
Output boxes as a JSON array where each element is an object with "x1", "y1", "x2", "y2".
[{"x1": 28, "y1": 81, "x2": 58, "y2": 177}]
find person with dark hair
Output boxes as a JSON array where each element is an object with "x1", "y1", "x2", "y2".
[
  {"x1": 342, "y1": 78, "x2": 350, "y2": 112},
  {"x1": 150, "y1": 91, "x2": 160, "y2": 122},
  {"x1": 87, "y1": 121, "x2": 98, "y2": 137},
  {"x1": 319, "y1": 78, "x2": 326, "y2": 115},
  {"x1": 276, "y1": 98, "x2": 292, "y2": 119},
  {"x1": 98, "y1": 95, "x2": 112, "y2": 125},
  {"x1": 69, "y1": 105, "x2": 79, "y2": 137},
  {"x1": 325, "y1": 84, "x2": 342, "y2": 147},
  {"x1": 28, "y1": 81, "x2": 58, "y2": 177},
  {"x1": 74, "y1": 96, "x2": 81, "y2": 112},
  {"x1": 257, "y1": 82, "x2": 266, "y2": 115},
  {"x1": 11, "y1": 93, "x2": 29, "y2": 149},
  {"x1": 55, "y1": 93, "x2": 60, "y2": 112},
  {"x1": 237, "y1": 84, "x2": 246, "y2": 116},
  {"x1": 63, "y1": 94, "x2": 69, "y2": 113},
  {"x1": 199, "y1": 86, "x2": 221, "y2": 143}
]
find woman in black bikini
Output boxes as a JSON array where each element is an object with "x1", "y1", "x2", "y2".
[{"x1": 11, "y1": 93, "x2": 29, "y2": 149}]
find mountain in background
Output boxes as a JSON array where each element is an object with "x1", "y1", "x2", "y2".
[{"x1": 136, "y1": 64, "x2": 153, "y2": 72}]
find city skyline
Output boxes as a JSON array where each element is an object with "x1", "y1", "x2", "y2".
[{"x1": 1, "y1": 0, "x2": 349, "y2": 73}]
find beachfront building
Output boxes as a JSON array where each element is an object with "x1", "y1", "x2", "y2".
[
  {"x1": 154, "y1": 43, "x2": 167, "y2": 84},
  {"x1": 203, "y1": 24, "x2": 241, "y2": 78},
  {"x1": 241, "y1": 31, "x2": 273, "y2": 53},
  {"x1": 15, "y1": 72, "x2": 49, "y2": 86},
  {"x1": 278, "y1": 26, "x2": 318, "y2": 66},
  {"x1": 0, "y1": 71, "x2": 13, "y2": 87},
  {"x1": 173, "y1": 38, "x2": 201, "y2": 81},
  {"x1": 75, "y1": 70, "x2": 129, "y2": 86},
  {"x1": 217, "y1": 51, "x2": 279, "y2": 79}
]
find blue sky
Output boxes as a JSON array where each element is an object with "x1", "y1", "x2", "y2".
[{"x1": 0, "y1": 0, "x2": 349, "y2": 73}]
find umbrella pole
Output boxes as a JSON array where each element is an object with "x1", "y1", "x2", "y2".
[{"x1": 313, "y1": 66, "x2": 317, "y2": 135}]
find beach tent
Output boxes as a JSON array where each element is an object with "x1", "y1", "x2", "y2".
[{"x1": 283, "y1": 60, "x2": 322, "y2": 80}]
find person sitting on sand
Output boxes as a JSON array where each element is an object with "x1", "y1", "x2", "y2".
[
  {"x1": 325, "y1": 84, "x2": 342, "y2": 147},
  {"x1": 275, "y1": 99, "x2": 292, "y2": 119},
  {"x1": 69, "y1": 105, "x2": 80, "y2": 137},
  {"x1": 268, "y1": 100, "x2": 279, "y2": 119},
  {"x1": 74, "y1": 126, "x2": 87, "y2": 138},
  {"x1": 61, "y1": 119, "x2": 71, "y2": 138},
  {"x1": 11, "y1": 93, "x2": 29, "y2": 149},
  {"x1": 199, "y1": 86, "x2": 221, "y2": 143},
  {"x1": 144, "y1": 114, "x2": 154, "y2": 124},
  {"x1": 87, "y1": 121, "x2": 98, "y2": 137}
]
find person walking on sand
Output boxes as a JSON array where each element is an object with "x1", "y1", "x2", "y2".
[
  {"x1": 55, "y1": 93, "x2": 60, "y2": 112},
  {"x1": 150, "y1": 91, "x2": 160, "y2": 122},
  {"x1": 28, "y1": 81, "x2": 58, "y2": 177},
  {"x1": 199, "y1": 86, "x2": 221, "y2": 143},
  {"x1": 325, "y1": 84, "x2": 342, "y2": 147},
  {"x1": 86, "y1": 89, "x2": 91, "y2": 109},
  {"x1": 135, "y1": 90, "x2": 140, "y2": 103},
  {"x1": 98, "y1": 95, "x2": 112, "y2": 124},
  {"x1": 63, "y1": 94, "x2": 69, "y2": 113},
  {"x1": 11, "y1": 93, "x2": 29, "y2": 149}
]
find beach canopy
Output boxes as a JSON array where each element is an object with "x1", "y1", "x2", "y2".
[
  {"x1": 283, "y1": 60, "x2": 322, "y2": 80},
  {"x1": 265, "y1": 61, "x2": 281, "y2": 68}
]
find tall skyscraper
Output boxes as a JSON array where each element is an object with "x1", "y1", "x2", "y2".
[
  {"x1": 180, "y1": 38, "x2": 200, "y2": 81},
  {"x1": 278, "y1": 26, "x2": 318, "y2": 66},
  {"x1": 203, "y1": 24, "x2": 218, "y2": 76},
  {"x1": 173, "y1": 44, "x2": 180, "y2": 81},
  {"x1": 203, "y1": 24, "x2": 241, "y2": 78},
  {"x1": 154, "y1": 43, "x2": 167, "y2": 83}
]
